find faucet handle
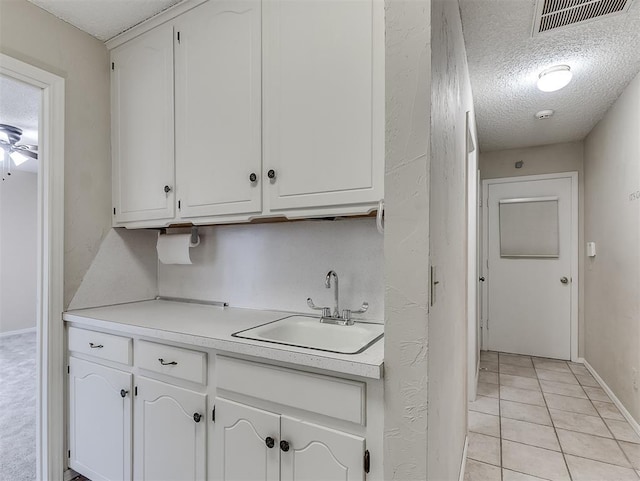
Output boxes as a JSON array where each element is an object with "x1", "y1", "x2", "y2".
[
  {"x1": 350, "y1": 302, "x2": 369, "y2": 314},
  {"x1": 307, "y1": 298, "x2": 331, "y2": 318}
]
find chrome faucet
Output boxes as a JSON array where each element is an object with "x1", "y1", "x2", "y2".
[
  {"x1": 307, "y1": 270, "x2": 369, "y2": 326},
  {"x1": 325, "y1": 270, "x2": 339, "y2": 317}
]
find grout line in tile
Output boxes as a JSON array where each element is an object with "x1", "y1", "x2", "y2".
[{"x1": 536, "y1": 355, "x2": 574, "y2": 481}]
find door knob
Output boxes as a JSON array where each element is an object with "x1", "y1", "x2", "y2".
[
  {"x1": 193, "y1": 413, "x2": 202, "y2": 423},
  {"x1": 265, "y1": 437, "x2": 275, "y2": 449},
  {"x1": 560, "y1": 277, "x2": 569, "y2": 284},
  {"x1": 120, "y1": 389, "x2": 129, "y2": 398},
  {"x1": 249, "y1": 172, "x2": 257, "y2": 183},
  {"x1": 267, "y1": 169, "x2": 276, "y2": 180},
  {"x1": 479, "y1": 277, "x2": 485, "y2": 282},
  {"x1": 164, "y1": 185, "x2": 172, "y2": 193},
  {"x1": 280, "y1": 440, "x2": 290, "y2": 452}
]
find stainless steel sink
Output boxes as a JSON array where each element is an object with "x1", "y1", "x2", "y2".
[{"x1": 232, "y1": 315, "x2": 384, "y2": 355}]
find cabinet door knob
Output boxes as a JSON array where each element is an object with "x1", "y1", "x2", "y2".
[
  {"x1": 560, "y1": 276, "x2": 569, "y2": 284},
  {"x1": 249, "y1": 172, "x2": 257, "y2": 183},
  {"x1": 158, "y1": 358, "x2": 178, "y2": 366},
  {"x1": 267, "y1": 169, "x2": 276, "y2": 180},
  {"x1": 193, "y1": 413, "x2": 202, "y2": 423},
  {"x1": 89, "y1": 342, "x2": 103, "y2": 349},
  {"x1": 164, "y1": 185, "x2": 172, "y2": 193},
  {"x1": 120, "y1": 389, "x2": 129, "y2": 398},
  {"x1": 479, "y1": 277, "x2": 485, "y2": 282},
  {"x1": 280, "y1": 440, "x2": 290, "y2": 452},
  {"x1": 265, "y1": 437, "x2": 275, "y2": 449}
]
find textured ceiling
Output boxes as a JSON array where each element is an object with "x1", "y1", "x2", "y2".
[
  {"x1": 27, "y1": 0, "x2": 185, "y2": 41},
  {"x1": 0, "y1": 75, "x2": 40, "y2": 173},
  {"x1": 460, "y1": 0, "x2": 640, "y2": 152}
]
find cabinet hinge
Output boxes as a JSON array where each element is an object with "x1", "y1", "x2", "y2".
[
  {"x1": 68, "y1": 450, "x2": 70, "y2": 458},
  {"x1": 364, "y1": 450, "x2": 370, "y2": 474},
  {"x1": 111, "y1": 62, "x2": 114, "y2": 71},
  {"x1": 134, "y1": 386, "x2": 138, "y2": 397},
  {"x1": 113, "y1": 207, "x2": 116, "y2": 215},
  {"x1": 67, "y1": 365, "x2": 70, "y2": 374},
  {"x1": 178, "y1": 200, "x2": 181, "y2": 210},
  {"x1": 212, "y1": 406, "x2": 215, "y2": 423},
  {"x1": 177, "y1": 31, "x2": 181, "y2": 43}
]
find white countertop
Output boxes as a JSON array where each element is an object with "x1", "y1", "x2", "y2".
[{"x1": 63, "y1": 300, "x2": 384, "y2": 379}]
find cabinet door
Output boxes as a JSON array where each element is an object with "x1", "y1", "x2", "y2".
[
  {"x1": 68, "y1": 357, "x2": 132, "y2": 481},
  {"x1": 175, "y1": 0, "x2": 262, "y2": 219},
  {"x1": 263, "y1": 0, "x2": 384, "y2": 214},
  {"x1": 134, "y1": 377, "x2": 206, "y2": 481},
  {"x1": 212, "y1": 397, "x2": 280, "y2": 481},
  {"x1": 111, "y1": 23, "x2": 175, "y2": 224},
  {"x1": 280, "y1": 417, "x2": 365, "y2": 481}
]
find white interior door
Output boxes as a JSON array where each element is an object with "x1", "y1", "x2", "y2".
[{"x1": 485, "y1": 174, "x2": 576, "y2": 360}]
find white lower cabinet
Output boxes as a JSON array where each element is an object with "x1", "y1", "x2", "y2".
[
  {"x1": 213, "y1": 397, "x2": 366, "y2": 481},
  {"x1": 134, "y1": 376, "x2": 207, "y2": 481},
  {"x1": 213, "y1": 397, "x2": 280, "y2": 481},
  {"x1": 281, "y1": 416, "x2": 365, "y2": 481},
  {"x1": 68, "y1": 357, "x2": 132, "y2": 481}
]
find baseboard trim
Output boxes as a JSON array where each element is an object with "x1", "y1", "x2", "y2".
[
  {"x1": 0, "y1": 327, "x2": 36, "y2": 338},
  {"x1": 581, "y1": 359, "x2": 640, "y2": 437},
  {"x1": 64, "y1": 468, "x2": 79, "y2": 481},
  {"x1": 458, "y1": 435, "x2": 468, "y2": 481}
]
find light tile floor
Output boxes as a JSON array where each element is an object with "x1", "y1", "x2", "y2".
[{"x1": 466, "y1": 351, "x2": 640, "y2": 481}]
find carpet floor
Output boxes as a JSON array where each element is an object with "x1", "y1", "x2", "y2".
[{"x1": 0, "y1": 331, "x2": 36, "y2": 481}]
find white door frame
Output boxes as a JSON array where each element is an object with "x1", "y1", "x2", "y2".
[
  {"x1": 465, "y1": 111, "x2": 479, "y2": 402},
  {"x1": 0, "y1": 53, "x2": 65, "y2": 480},
  {"x1": 481, "y1": 172, "x2": 578, "y2": 361}
]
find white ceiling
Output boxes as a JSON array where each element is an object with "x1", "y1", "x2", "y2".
[
  {"x1": 0, "y1": 75, "x2": 40, "y2": 173},
  {"x1": 27, "y1": 0, "x2": 185, "y2": 41},
  {"x1": 460, "y1": 0, "x2": 640, "y2": 152}
]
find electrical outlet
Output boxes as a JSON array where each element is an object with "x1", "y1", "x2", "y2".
[{"x1": 633, "y1": 368, "x2": 638, "y2": 391}]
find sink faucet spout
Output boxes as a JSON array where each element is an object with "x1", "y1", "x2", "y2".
[{"x1": 325, "y1": 270, "x2": 339, "y2": 318}]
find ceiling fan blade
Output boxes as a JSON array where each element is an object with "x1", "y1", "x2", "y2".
[{"x1": 15, "y1": 145, "x2": 38, "y2": 160}]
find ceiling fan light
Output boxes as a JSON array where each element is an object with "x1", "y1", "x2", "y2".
[
  {"x1": 10, "y1": 150, "x2": 28, "y2": 166},
  {"x1": 537, "y1": 65, "x2": 572, "y2": 92}
]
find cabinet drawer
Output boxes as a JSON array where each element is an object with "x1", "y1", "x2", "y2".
[
  {"x1": 217, "y1": 356, "x2": 366, "y2": 425},
  {"x1": 68, "y1": 327, "x2": 132, "y2": 365},
  {"x1": 136, "y1": 340, "x2": 207, "y2": 385}
]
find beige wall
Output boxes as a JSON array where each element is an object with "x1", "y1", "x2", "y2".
[
  {"x1": 383, "y1": 0, "x2": 431, "y2": 478},
  {"x1": 0, "y1": 0, "x2": 111, "y2": 307},
  {"x1": 0, "y1": 170, "x2": 38, "y2": 333},
  {"x1": 428, "y1": 0, "x2": 476, "y2": 478},
  {"x1": 584, "y1": 72, "x2": 640, "y2": 422},
  {"x1": 480, "y1": 141, "x2": 586, "y2": 357}
]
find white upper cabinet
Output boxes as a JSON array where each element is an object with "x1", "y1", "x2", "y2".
[
  {"x1": 110, "y1": 0, "x2": 384, "y2": 227},
  {"x1": 262, "y1": 0, "x2": 384, "y2": 214},
  {"x1": 111, "y1": 23, "x2": 175, "y2": 224},
  {"x1": 175, "y1": 0, "x2": 262, "y2": 220}
]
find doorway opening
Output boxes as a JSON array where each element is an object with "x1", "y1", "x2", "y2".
[
  {"x1": 0, "y1": 74, "x2": 41, "y2": 480},
  {"x1": 0, "y1": 53, "x2": 65, "y2": 480}
]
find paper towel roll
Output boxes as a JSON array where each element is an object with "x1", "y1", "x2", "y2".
[{"x1": 157, "y1": 234, "x2": 198, "y2": 265}]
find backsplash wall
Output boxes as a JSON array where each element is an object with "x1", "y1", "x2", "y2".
[{"x1": 158, "y1": 218, "x2": 385, "y2": 321}]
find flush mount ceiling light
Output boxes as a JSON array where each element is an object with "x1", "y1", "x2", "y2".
[{"x1": 537, "y1": 65, "x2": 572, "y2": 92}]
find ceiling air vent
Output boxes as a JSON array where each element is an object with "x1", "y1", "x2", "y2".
[{"x1": 533, "y1": 0, "x2": 636, "y2": 34}]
